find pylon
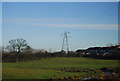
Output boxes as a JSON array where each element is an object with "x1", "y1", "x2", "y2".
[{"x1": 61, "y1": 31, "x2": 70, "y2": 56}]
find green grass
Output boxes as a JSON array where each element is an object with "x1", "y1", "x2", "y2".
[{"x1": 2, "y1": 57, "x2": 119, "y2": 79}]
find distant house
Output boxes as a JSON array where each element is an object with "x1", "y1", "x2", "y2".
[
  {"x1": 86, "y1": 45, "x2": 120, "y2": 56},
  {"x1": 98, "y1": 46, "x2": 120, "y2": 56},
  {"x1": 98, "y1": 47, "x2": 111, "y2": 55},
  {"x1": 86, "y1": 47, "x2": 101, "y2": 55},
  {"x1": 75, "y1": 49, "x2": 86, "y2": 57}
]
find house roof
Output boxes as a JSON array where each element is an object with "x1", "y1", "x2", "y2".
[
  {"x1": 87, "y1": 47, "x2": 101, "y2": 50},
  {"x1": 87, "y1": 46, "x2": 119, "y2": 51},
  {"x1": 76, "y1": 49, "x2": 86, "y2": 52},
  {"x1": 99, "y1": 47, "x2": 110, "y2": 50}
]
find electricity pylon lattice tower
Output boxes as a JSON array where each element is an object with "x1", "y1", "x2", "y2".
[{"x1": 61, "y1": 31, "x2": 70, "y2": 56}]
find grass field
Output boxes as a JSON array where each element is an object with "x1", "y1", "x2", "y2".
[{"x1": 2, "y1": 57, "x2": 119, "y2": 79}]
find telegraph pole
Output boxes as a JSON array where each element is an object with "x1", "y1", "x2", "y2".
[{"x1": 61, "y1": 31, "x2": 70, "y2": 57}]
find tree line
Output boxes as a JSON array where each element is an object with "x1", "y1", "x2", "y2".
[
  {"x1": 1, "y1": 38, "x2": 120, "y2": 62},
  {"x1": 2, "y1": 38, "x2": 77, "y2": 62}
]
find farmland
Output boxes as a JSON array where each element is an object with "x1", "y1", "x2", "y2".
[{"x1": 2, "y1": 57, "x2": 119, "y2": 79}]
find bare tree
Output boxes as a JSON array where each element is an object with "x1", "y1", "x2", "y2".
[
  {"x1": 16, "y1": 38, "x2": 27, "y2": 53},
  {"x1": 6, "y1": 38, "x2": 27, "y2": 53},
  {"x1": 6, "y1": 39, "x2": 16, "y2": 52}
]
